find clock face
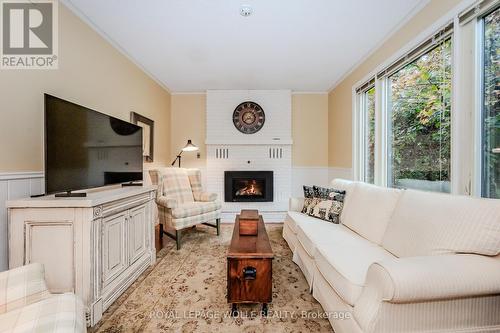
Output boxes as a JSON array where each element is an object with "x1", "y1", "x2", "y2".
[{"x1": 233, "y1": 101, "x2": 265, "y2": 134}]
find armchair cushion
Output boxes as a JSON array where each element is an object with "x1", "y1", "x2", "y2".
[
  {"x1": 0, "y1": 263, "x2": 50, "y2": 314},
  {"x1": 194, "y1": 192, "x2": 217, "y2": 202},
  {"x1": 171, "y1": 201, "x2": 222, "y2": 219},
  {"x1": 159, "y1": 168, "x2": 194, "y2": 204},
  {"x1": 157, "y1": 196, "x2": 178, "y2": 209}
]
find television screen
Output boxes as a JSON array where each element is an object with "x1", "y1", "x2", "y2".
[{"x1": 45, "y1": 94, "x2": 143, "y2": 194}]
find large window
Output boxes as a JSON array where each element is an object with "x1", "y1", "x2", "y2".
[
  {"x1": 387, "y1": 38, "x2": 452, "y2": 192},
  {"x1": 482, "y1": 7, "x2": 500, "y2": 198},
  {"x1": 363, "y1": 87, "x2": 376, "y2": 183}
]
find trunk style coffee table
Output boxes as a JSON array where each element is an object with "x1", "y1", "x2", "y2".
[{"x1": 227, "y1": 211, "x2": 274, "y2": 316}]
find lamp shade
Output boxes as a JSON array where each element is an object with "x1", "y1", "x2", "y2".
[{"x1": 182, "y1": 139, "x2": 199, "y2": 152}]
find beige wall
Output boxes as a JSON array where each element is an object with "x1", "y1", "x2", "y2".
[
  {"x1": 170, "y1": 93, "x2": 329, "y2": 168},
  {"x1": 0, "y1": 4, "x2": 171, "y2": 172},
  {"x1": 292, "y1": 94, "x2": 328, "y2": 167},
  {"x1": 170, "y1": 94, "x2": 206, "y2": 168},
  {"x1": 328, "y1": 0, "x2": 460, "y2": 168}
]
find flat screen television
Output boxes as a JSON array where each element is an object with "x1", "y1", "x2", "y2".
[{"x1": 45, "y1": 94, "x2": 143, "y2": 195}]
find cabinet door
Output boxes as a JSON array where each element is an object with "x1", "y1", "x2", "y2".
[
  {"x1": 102, "y1": 212, "x2": 127, "y2": 285},
  {"x1": 128, "y1": 204, "x2": 147, "y2": 264}
]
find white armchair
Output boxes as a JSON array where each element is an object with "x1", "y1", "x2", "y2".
[
  {"x1": 149, "y1": 167, "x2": 221, "y2": 250},
  {"x1": 0, "y1": 263, "x2": 85, "y2": 332}
]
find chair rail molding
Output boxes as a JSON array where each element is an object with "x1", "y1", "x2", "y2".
[{"x1": 0, "y1": 171, "x2": 45, "y2": 271}]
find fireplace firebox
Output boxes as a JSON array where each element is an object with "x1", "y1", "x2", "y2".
[{"x1": 224, "y1": 171, "x2": 273, "y2": 202}]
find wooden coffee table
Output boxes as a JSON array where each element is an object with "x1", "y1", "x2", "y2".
[{"x1": 227, "y1": 211, "x2": 274, "y2": 316}]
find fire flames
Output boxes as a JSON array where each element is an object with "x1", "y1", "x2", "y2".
[{"x1": 235, "y1": 180, "x2": 263, "y2": 196}]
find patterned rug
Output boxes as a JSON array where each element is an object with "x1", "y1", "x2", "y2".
[{"x1": 93, "y1": 224, "x2": 333, "y2": 332}]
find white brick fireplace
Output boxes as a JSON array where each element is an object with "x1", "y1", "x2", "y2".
[{"x1": 206, "y1": 90, "x2": 292, "y2": 222}]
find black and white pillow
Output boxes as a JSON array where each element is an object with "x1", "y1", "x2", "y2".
[
  {"x1": 311, "y1": 186, "x2": 346, "y2": 224},
  {"x1": 301, "y1": 185, "x2": 316, "y2": 214}
]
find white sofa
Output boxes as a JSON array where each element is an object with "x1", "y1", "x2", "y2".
[
  {"x1": 0, "y1": 263, "x2": 85, "y2": 332},
  {"x1": 284, "y1": 179, "x2": 500, "y2": 333}
]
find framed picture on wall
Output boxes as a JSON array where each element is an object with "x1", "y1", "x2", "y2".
[{"x1": 130, "y1": 112, "x2": 154, "y2": 162}]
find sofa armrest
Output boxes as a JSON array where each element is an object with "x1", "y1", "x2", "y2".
[
  {"x1": 363, "y1": 254, "x2": 500, "y2": 304},
  {"x1": 157, "y1": 196, "x2": 178, "y2": 209},
  {"x1": 194, "y1": 192, "x2": 217, "y2": 202},
  {"x1": 0, "y1": 263, "x2": 50, "y2": 313},
  {"x1": 289, "y1": 197, "x2": 305, "y2": 212}
]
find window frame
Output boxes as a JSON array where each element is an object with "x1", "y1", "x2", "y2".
[
  {"x1": 351, "y1": 0, "x2": 500, "y2": 195},
  {"x1": 477, "y1": 4, "x2": 500, "y2": 198},
  {"x1": 384, "y1": 36, "x2": 453, "y2": 192},
  {"x1": 354, "y1": 80, "x2": 376, "y2": 184},
  {"x1": 353, "y1": 22, "x2": 456, "y2": 190}
]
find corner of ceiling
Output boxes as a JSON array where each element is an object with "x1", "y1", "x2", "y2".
[
  {"x1": 60, "y1": 0, "x2": 173, "y2": 94},
  {"x1": 326, "y1": 0, "x2": 431, "y2": 94}
]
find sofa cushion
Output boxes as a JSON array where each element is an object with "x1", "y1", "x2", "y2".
[
  {"x1": 311, "y1": 186, "x2": 345, "y2": 223},
  {"x1": 341, "y1": 182, "x2": 402, "y2": 245},
  {"x1": 382, "y1": 190, "x2": 500, "y2": 257},
  {"x1": 330, "y1": 179, "x2": 358, "y2": 224},
  {"x1": 0, "y1": 293, "x2": 85, "y2": 333},
  {"x1": 171, "y1": 201, "x2": 221, "y2": 219},
  {"x1": 301, "y1": 185, "x2": 316, "y2": 214},
  {"x1": 315, "y1": 240, "x2": 395, "y2": 306},
  {"x1": 296, "y1": 220, "x2": 361, "y2": 258}
]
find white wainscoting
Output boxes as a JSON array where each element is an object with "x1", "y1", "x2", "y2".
[
  {"x1": 328, "y1": 167, "x2": 353, "y2": 182},
  {"x1": 0, "y1": 172, "x2": 44, "y2": 271}
]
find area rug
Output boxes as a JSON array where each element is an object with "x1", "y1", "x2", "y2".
[{"x1": 93, "y1": 224, "x2": 333, "y2": 332}]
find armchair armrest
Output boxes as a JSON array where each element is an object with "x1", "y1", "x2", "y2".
[
  {"x1": 289, "y1": 197, "x2": 305, "y2": 212},
  {"x1": 194, "y1": 192, "x2": 217, "y2": 202},
  {"x1": 157, "y1": 196, "x2": 178, "y2": 209},
  {"x1": 364, "y1": 254, "x2": 500, "y2": 304},
  {"x1": 0, "y1": 263, "x2": 50, "y2": 313}
]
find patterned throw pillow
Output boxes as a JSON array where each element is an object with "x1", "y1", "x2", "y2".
[
  {"x1": 311, "y1": 186, "x2": 346, "y2": 224},
  {"x1": 301, "y1": 186, "x2": 316, "y2": 214}
]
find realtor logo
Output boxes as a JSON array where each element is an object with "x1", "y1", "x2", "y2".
[{"x1": 1, "y1": 0, "x2": 58, "y2": 69}]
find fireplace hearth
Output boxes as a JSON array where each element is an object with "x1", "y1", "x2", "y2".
[{"x1": 224, "y1": 171, "x2": 273, "y2": 202}]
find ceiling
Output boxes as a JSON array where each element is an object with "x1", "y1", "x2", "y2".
[{"x1": 64, "y1": 0, "x2": 425, "y2": 92}]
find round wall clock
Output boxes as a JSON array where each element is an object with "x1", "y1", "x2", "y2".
[{"x1": 232, "y1": 101, "x2": 265, "y2": 134}]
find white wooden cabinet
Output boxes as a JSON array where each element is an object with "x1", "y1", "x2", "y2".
[{"x1": 7, "y1": 186, "x2": 156, "y2": 327}]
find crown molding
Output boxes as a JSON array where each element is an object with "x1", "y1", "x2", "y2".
[
  {"x1": 170, "y1": 91, "x2": 206, "y2": 95},
  {"x1": 291, "y1": 91, "x2": 328, "y2": 95}
]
